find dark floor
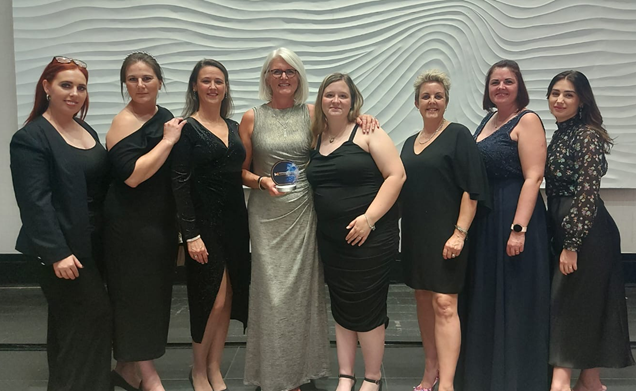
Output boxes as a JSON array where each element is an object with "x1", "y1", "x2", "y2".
[{"x1": 1, "y1": 285, "x2": 635, "y2": 390}]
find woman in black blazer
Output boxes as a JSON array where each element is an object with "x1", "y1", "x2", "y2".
[{"x1": 10, "y1": 56, "x2": 112, "y2": 391}]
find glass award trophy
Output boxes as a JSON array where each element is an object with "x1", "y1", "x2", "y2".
[{"x1": 271, "y1": 160, "x2": 298, "y2": 193}]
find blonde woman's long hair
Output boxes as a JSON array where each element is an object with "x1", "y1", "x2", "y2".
[{"x1": 311, "y1": 73, "x2": 364, "y2": 148}]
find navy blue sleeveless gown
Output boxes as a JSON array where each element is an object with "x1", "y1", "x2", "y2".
[{"x1": 456, "y1": 110, "x2": 551, "y2": 391}]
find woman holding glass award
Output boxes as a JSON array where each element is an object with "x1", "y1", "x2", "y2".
[
  {"x1": 306, "y1": 73, "x2": 405, "y2": 391},
  {"x1": 239, "y1": 48, "x2": 378, "y2": 391},
  {"x1": 239, "y1": 47, "x2": 331, "y2": 391}
]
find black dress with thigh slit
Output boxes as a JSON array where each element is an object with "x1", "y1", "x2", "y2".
[
  {"x1": 171, "y1": 117, "x2": 250, "y2": 343},
  {"x1": 306, "y1": 125, "x2": 399, "y2": 332},
  {"x1": 103, "y1": 106, "x2": 178, "y2": 361}
]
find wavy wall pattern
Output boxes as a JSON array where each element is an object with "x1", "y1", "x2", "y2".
[{"x1": 12, "y1": 0, "x2": 636, "y2": 187}]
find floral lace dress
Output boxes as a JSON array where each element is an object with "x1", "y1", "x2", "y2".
[{"x1": 546, "y1": 116, "x2": 634, "y2": 369}]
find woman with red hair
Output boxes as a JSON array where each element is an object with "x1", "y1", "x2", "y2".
[{"x1": 10, "y1": 56, "x2": 112, "y2": 390}]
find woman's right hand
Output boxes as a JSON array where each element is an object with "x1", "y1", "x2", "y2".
[
  {"x1": 259, "y1": 176, "x2": 282, "y2": 197},
  {"x1": 53, "y1": 254, "x2": 83, "y2": 280},
  {"x1": 187, "y1": 237, "x2": 209, "y2": 264},
  {"x1": 163, "y1": 118, "x2": 186, "y2": 146}
]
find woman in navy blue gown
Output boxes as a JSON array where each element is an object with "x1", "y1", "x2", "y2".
[{"x1": 456, "y1": 60, "x2": 551, "y2": 391}]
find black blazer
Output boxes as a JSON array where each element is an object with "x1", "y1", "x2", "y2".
[{"x1": 10, "y1": 116, "x2": 105, "y2": 265}]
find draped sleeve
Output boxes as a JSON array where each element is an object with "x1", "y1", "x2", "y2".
[
  {"x1": 107, "y1": 106, "x2": 173, "y2": 182},
  {"x1": 452, "y1": 124, "x2": 492, "y2": 210}
]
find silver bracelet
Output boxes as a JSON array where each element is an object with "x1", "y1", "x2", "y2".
[
  {"x1": 257, "y1": 176, "x2": 264, "y2": 190},
  {"x1": 186, "y1": 235, "x2": 201, "y2": 243},
  {"x1": 454, "y1": 225, "x2": 468, "y2": 236},
  {"x1": 363, "y1": 214, "x2": 376, "y2": 231}
]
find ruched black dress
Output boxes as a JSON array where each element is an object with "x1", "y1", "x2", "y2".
[
  {"x1": 104, "y1": 106, "x2": 178, "y2": 361},
  {"x1": 307, "y1": 125, "x2": 399, "y2": 332},
  {"x1": 456, "y1": 110, "x2": 551, "y2": 391},
  {"x1": 172, "y1": 117, "x2": 250, "y2": 343},
  {"x1": 546, "y1": 117, "x2": 634, "y2": 369}
]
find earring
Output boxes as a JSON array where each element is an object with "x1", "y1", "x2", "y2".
[
  {"x1": 46, "y1": 94, "x2": 50, "y2": 101},
  {"x1": 578, "y1": 106, "x2": 583, "y2": 119}
]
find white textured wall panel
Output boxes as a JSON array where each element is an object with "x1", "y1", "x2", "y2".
[{"x1": 12, "y1": 0, "x2": 636, "y2": 187}]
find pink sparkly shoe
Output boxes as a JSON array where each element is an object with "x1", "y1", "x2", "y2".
[{"x1": 413, "y1": 372, "x2": 439, "y2": 391}]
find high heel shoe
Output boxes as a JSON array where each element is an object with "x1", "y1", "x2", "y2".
[
  {"x1": 111, "y1": 370, "x2": 141, "y2": 391},
  {"x1": 338, "y1": 374, "x2": 357, "y2": 391},
  {"x1": 363, "y1": 377, "x2": 382, "y2": 391},
  {"x1": 413, "y1": 371, "x2": 438, "y2": 391}
]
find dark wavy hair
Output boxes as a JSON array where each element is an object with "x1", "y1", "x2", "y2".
[
  {"x1": 482, "y1": 59, "x2": 529, "y2": 111},
  {"x1": 182, "y1": 59, "x2": 233, "y2": 118},
  {"x1": 119, "y1": 52, "x2": 164, "y2": 99},
  {"x1": 25, "y1": 57, "x2": 89, "y2": 124},
  {"x1": 547, "y1": 70, "x2": 613, "y2": 152}
]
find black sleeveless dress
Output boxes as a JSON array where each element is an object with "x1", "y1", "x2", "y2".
[
  {"x1": 456, "y1": 110, "x2": 550, "y2": 391},
  {"x1": 103, "y1": 106, "x2": 178, "y2": 361},
  {"x1": 306, "y1": 125, "x2": 399, "y2": 332}
]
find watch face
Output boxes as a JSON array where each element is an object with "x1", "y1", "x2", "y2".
[{"x1": 512, "y1": 224, "x2": 522, "y2": 232}]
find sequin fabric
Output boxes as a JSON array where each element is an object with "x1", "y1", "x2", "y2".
[
  {"x1": 473, "y1": 110, "x2": 533, "y2": 180},
  {"x1": 545, "y1": 116, "x2": 608, "y2": 251}
]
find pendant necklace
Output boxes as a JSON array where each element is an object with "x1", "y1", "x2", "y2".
[{"x1": 418, "y1": 119, "x2": 446, "y2": 144}]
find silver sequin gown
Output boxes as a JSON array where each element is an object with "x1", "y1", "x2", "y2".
[{"x1": 244, "y1": 104, "x2": 330, "y2": 391}]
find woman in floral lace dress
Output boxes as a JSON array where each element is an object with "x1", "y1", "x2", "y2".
[{"x1": 546, "y1": 70, "x2": 634, "y2": 391}]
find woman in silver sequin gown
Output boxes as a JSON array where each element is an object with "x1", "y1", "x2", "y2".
[{"x1": 239, "y1": 48, "x2": 330, "y2": 391}]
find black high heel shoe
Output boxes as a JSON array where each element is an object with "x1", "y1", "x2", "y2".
[
  {"x1": 363, "y1": 378, "x2": 382, "y2": 391},
  {"x1": 111, "y1": 370, "x2": 141, "y2": 391},
  {"x1": 338, "y1": 374, "x2": 357, "y2": 391}
]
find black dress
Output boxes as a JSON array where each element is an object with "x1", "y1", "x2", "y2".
[
  {"x1": 456, "y1": 110, "x2": 551, "y2": 391},
  {"x1": 546, "y1": 117, "x2": 634, "y2": 369},
  {"x1": 306, "y1": 125, "x2": 399, "y2": 332},
  {"x1": 172, "y1": 117, "x2": 250, "y2": 343},
  {"x1": 400, "y1": 123, "x2": 490, "y2": 293},
  {"x1": 103, "y1": 106, "x2": 178, "y2": 361},
  {"x1": 10, "y1": 117, "x2": 112, "y2": 390}
]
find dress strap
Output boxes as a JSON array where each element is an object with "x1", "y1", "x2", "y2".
[
  {"x1": 505, "y1": 109, "x2": 540, "y2": 133},
  {"x1": 315, "y1": 133, "x2": 323, "y2": 152},
  {"x1": 348, "y1": 124, "x2": 360, "y2": 142}
]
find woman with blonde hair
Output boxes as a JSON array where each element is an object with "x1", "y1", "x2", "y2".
[
  {"x1": 400, "y1": 70, "x2": 489, "y2": 391},
  {"x1": 239, "y1": 48, "x2": 377, "y2": 391}
]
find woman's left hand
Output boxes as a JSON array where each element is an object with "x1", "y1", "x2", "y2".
[
  {"x1": 356, "y1": 114, "x2": 380, "y2": 134},
  {"x1": 507, "y1": 231, "x2": 525, "y2": 257},
  {"x1": 559, "y1": 249, "x2": 578, "y2": 275},
  {"x1": 345, "y1": 215, "x2": 372, "y2": 246},
  {"x1": 443, "y1": 233, "x2": 465, "y2": 260}
]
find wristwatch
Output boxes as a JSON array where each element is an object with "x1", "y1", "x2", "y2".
[{"x1": 511, "y1": 224, "x2": 527, "y2": 233}]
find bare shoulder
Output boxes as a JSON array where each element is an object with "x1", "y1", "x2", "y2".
[
  {"x1": 239, "y1": 109, "x2": 255, "y2": 136},
  {"x1": 106, "y1": 109, "x2": 140, "y2": 150},
  {"x1": 518, "y1": 111, "x2": 544, "y2": 130}
]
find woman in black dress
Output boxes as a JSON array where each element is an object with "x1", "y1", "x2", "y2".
[
  {"x1": 10, "y1": 57, "x2": 112, "y2": 390},
  {"x1": 172, "y1": 59, "x2": 250, "y2": 391},
  {"x1": 307, "y1": 73, "x2": 405, "y2": 391},
  {"x1": 456, "y1": 60, "x2": 551, "y2": 391},
  {"x1": 546, "y1": 70, "x2": 634, "y2": 391},
  {"x1": 104, "y1": 52, "x2": 185, "y2": 391},
  {"x1": 400, "y1": 70, "x2": 489, "y2": 391}
]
